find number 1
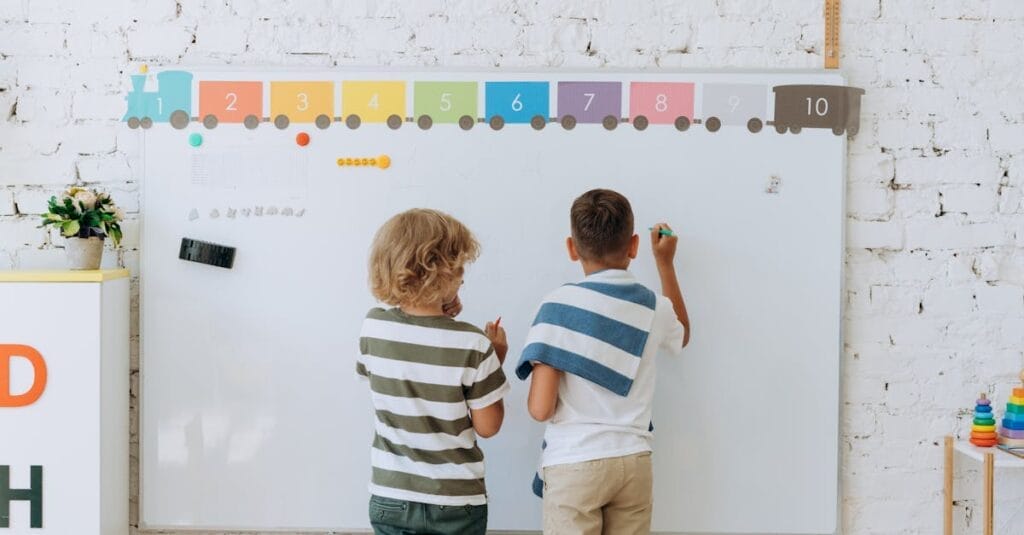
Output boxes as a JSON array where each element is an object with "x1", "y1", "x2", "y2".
[{"x1": 156, "y1": 97, "x2": 163, "y2": 114}]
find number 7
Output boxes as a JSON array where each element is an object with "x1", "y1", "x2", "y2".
[{"x1": 583, "y1": 93, "x2": 595, "y2": 111}]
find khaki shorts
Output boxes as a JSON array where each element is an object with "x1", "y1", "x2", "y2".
[{"x1": 542, "y1": 452, "x2": 653, "y2": 535}]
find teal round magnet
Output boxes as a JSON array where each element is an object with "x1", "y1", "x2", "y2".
[{"x1": 188, "y1": 133, "x2": 203, "y2": 147}]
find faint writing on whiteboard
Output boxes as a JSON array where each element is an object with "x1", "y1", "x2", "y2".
[
  {"x1": 190, "y1": 150, "x2": 308, "y2": 199},
  {"x1": 187, "y1": 206, "x2": 306, "y2": 221}
]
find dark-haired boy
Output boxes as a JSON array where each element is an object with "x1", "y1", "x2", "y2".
[{"x1": 516, "y1": 188, "x2": 690, "y2": 535}]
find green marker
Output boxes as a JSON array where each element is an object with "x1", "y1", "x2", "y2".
[{"x1": 649, "y1": 227, "x2": 676, "y2": 237}]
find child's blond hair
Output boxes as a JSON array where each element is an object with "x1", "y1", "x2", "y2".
[{"x1": 369, "y1": 208, "x2": 480, "y2": 307}]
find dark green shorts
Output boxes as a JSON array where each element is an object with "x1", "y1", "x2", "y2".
[{"x1": 369, "y1": 495, "x2": 487, "y2": 535}]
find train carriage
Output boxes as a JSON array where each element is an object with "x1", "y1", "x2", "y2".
[{"x1": 772, "y1": 84, "x2": 865, "y2": 135}]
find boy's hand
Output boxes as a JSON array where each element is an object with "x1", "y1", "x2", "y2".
[
  {"x1": 651, "y1": 222, "x2": 678, "y2": 267},
  {"x1": 484, "y1": 322, "x2": 508, "y2": 364},
  {"x1": 442, "y1": 295, "x2": 462, "y2": 318}
]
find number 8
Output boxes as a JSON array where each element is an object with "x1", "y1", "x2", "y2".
[
  {"x1": 297, "y1": 93, "x2": 309, "y2": 111},
  {"x1": 655, "y1": 94, "x2": 668, "y2": 112}
]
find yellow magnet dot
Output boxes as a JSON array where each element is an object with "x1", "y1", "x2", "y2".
[
  {"x1": 377, "y1": 155, "x2": 391, "y2": 169},
  {"x1": 140, "y1": 64, "x2": 149, "y2": 74},
  {"x1": 346, "y1": 158, "x2": 354, "y2": 165},
  {"x1": 337, "y1": 158, "x2": 345, "y2": 166},
  {"x1": 361, "y1": 158, "x2": 369, "y2": 166}
]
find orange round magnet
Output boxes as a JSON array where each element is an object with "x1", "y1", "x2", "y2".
[{"x1": 296, "y1": 132, "x2": 310, "y2": 146}]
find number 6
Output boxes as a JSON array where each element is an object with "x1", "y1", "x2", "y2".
[{"x1": 511, "y1": 93, "x2": 523, "y2": 112}]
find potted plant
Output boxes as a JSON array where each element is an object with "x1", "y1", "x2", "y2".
[{"x1": 39, "y1": 187, "x2": 125, "y2": 270}]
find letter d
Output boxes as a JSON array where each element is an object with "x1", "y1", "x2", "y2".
[{"x1": 0, "y1": 345, "x2": 47, "y2": 407}]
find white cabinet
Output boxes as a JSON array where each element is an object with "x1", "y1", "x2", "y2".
[{"x1": 0, "y1": 270, "x2": 129, "y2": 535}]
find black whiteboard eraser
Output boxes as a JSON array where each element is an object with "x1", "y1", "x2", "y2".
[{"x1": 179, "y1": 238, "x2": 236, "y2": 269}]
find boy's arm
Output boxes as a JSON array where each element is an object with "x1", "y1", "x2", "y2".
[
  {"x1": 651, "y1": 223, "x2": 691, "y2": 347},
  {"x1": 527, "y1": 363, "x2": 562, "y2": 421},
  {"x1": 470, "y1": 401, "x2": 504, "y2": 438},
  {"x1": 469, "y1": 322, "x2": 509, "y2": 438}
]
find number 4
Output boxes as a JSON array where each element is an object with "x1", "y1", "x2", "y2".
[{"x1": 368, "y1": 94, "x2": 379, "y2": 109}]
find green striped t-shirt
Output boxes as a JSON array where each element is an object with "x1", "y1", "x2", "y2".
[{"x1": 357, "y1": 307, "x2": 510, "y2": 506}]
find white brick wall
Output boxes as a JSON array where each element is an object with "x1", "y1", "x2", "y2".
[{"x1": 1, "y1": 1, "x2": 1022, "y2": 533}]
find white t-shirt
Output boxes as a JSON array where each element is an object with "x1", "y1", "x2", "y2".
[{"x1": 540, "y1": 269, "x2": 685, "y2": 468}]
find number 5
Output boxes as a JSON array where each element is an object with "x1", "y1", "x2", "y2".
[{"x1": 440, "y1": 92, "x2": 452, "y2": 112}]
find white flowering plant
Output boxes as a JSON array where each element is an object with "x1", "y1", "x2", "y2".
[{"x1": 39, "y1": 187, "x2": 125, "y2": 246}]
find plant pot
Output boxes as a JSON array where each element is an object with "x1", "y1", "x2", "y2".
[{"x1": 65, "y1": 236, "x2": 104, "y2": 270}]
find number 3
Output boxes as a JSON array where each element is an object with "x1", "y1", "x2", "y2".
[{"x1": 296, "y1": 93, "x2": 309, "y2": 111}]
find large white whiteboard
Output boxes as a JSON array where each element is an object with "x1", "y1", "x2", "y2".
[{"x1": 139, "y1": 69, "x2": 846, "y2": 533}]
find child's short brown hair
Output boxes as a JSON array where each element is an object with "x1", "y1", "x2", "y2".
[
  {"x1": 369, "y1": 208, "x2": 480, "y2": 307},
  {"x1": 570, "y1": 189, "x2": 634, "y2": 261}
]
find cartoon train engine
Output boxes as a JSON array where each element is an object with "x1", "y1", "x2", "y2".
[{"x1": 123, "y1": 71, "x2": 864, "y2": 136}]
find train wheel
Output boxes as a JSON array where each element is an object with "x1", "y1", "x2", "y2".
[
  {"x1": 274, "y1": 115, "x2": 290, "y2": 129},
  {"x1": 489, "y1": 115, "x2": 505, "y2": 130},
  {"x1": 832, "y1": 126, "x2": 845, "y2": 136},
  {"x1": 848, "y1": 125, "x2": 859, "y2": 136},
  {"x1": 140, "y1": 117, "x2": 153, "y2": 129},
  {"x1": 202, "y1": 114, "x2": 218, "y2": 129},
  {"x1": 791, "y1": 126, "x2": 802, "y2": 134},
  {"x1": 774, "y1": 124, "x2": 787, "y2": 134},
  {"x1": 602, "y1": 115, "x2": 618, "y2": 130},
  {"x1": 315, "y1": 114, "x2": 332, "y2": 129},
  {"x1": 459, "y1": 115, "x2": 475, "y2": 131},
  {"x1": 244, "y1": 115, "x2": 260, "y2": 129},
  {"x1": 346, "y1": 115, "x2": 361, "y2": 129},
  {"x1": 417, "y1": 115, "x2": 433, "y2": 130},
  {"x1": 747, "y1": 118, "x2": 763, "y2": 133},
  {"x1": 674, "y1": 116, "x2": 691, "y2": 132},
  {"x1": 126, "y1": 117, "x2": 140, "y2": 129},
  {"x1": 633, "y1": 115, "x2": 649, "y2": 131},
  {"x1": 705, "y1": 117, "x2": 721, "y2": 132},
  {"x1": 386, "y1": 114, "x2": 403, "y2": 130},
  {"x1": 169, "y1": 110, "x2": 189, "y2": 129},
  {"x1": 560, "y1": 115, "x2": 577, "y2": 130},
  {"x1": 530, "y1": 115, "x2": 546, "y2": 130}
]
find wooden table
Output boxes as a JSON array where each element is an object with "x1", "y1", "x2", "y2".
[{"x1": 944, "y1": 436, "x2": 1024, "y2": 535}]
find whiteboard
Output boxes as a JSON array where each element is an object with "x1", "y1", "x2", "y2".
[{"x1": 138, "y1": 69, "x2": 848, "y2": 533}]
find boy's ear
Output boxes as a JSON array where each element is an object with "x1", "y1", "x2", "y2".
[
  {"x1": 566, "y1": 237, "x2": 581, "y2": 261},
  {"x1": 627, "y1": 234, "x2": 639, "y2": 259}
]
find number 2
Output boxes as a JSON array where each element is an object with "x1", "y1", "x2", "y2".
[
  {"x1": 511, "y1": 93, "x2": 523, "y2": 112},
  {"x1": 806, "y1": 97, "x2": 829, "y2": 116},
  {"x1": 440, "y1": 92, "x2": 452, "y2": 112},
  {"x1": 583, "y1": 93, "x2": 595, "y2": 111},
  {"x1": 296, "y1": 93, "x2": 309, "y2": 111},
  {"x1": 225, "y1": 93, "x2": 238, "y2": 111}
]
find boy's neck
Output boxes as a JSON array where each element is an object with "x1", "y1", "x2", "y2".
[
  {"x1": 400, "y1": 302, "x2": 445, "y2": 317},
  {"x1": 580, "y1": 258, "x2": 630, "y2": 276}
]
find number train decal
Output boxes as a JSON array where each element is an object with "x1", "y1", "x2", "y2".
[{"x1": 123, "y1": 70, "x2": 864, "y2": 136}]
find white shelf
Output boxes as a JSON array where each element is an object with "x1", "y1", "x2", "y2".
[{"x1": 954, "y1": 440, "x2": 1024, "y2": 468}]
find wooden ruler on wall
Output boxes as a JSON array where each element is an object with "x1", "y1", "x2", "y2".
[{"x1": 825, "y1": 0, "x2": 840, "y2": 69}]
